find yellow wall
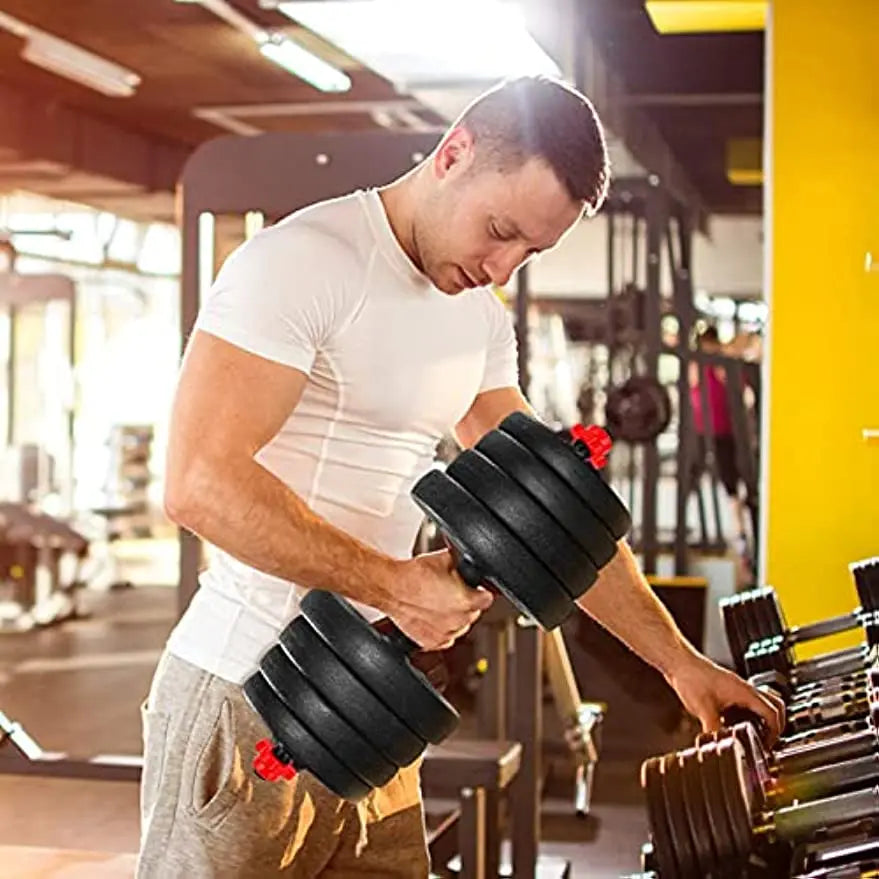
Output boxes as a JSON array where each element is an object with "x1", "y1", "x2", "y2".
[{"x1": 764, "y1": 0, "x2": 879, "y2": 652}]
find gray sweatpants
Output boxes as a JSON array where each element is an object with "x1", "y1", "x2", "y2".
[{"x1": 136, "y1": 650, "x2": 430, "y2": 878}]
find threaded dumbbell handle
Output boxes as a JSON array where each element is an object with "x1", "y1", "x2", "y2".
[{"x1": 773, "y1": 785, "x2": 879, "y2": 841}]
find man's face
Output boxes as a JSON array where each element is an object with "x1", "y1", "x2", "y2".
[{"x1": 413, "y1": 132, "x2": 583, "y2": 294}]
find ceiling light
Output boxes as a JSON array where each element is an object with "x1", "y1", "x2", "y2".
[
  {"x1": 275, "y1": 0, "x2": 560, "y2": 89},
  {"x1": 0, "y1": 12, "x2": 141, "y2": 98},
  {"x1": 258, "y1": 34, "x2": 351, "y2": 92},
  {"x1": 175, "y1": 0, "x2": 350, "y2": 93},
  {"x1": 22, "y1": 32, "x2": 141, "y2": 97}
]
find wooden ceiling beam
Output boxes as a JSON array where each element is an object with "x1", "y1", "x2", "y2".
[{"x1": 0, "y1": 81, "x2": 191, "y2": 195}]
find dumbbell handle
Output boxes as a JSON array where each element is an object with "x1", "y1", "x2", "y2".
[
  {"x1": 776, "y1": 728, "x2": 877, "y2": 774},
  {"x1": 789, "y1": 612, "x2": 861, "y2": 645},
  {"x1": 775, "y1": 753, "x2": 879, "y2": 806},
  {"x1": 380, "y1": 549, "x2": 486, "y2": 656},
  {"x1": 769, "y1": 785, "x2": 879, "y2": 841}
]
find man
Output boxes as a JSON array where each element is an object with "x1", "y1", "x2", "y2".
[{"x1": 139, "y1": 76, "x2": 783, "y2": 878}]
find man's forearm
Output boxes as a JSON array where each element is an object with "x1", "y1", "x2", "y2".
[
  {"x1": 576, "y1": 540, "x2": 698, "y2": 676},
  {"x1": 167, "y1": 455, "x2": 400, "y2": 614}
]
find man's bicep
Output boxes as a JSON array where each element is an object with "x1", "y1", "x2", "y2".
[{"x1": 169, "y1": 330, "x2": 309, "y2": 469}]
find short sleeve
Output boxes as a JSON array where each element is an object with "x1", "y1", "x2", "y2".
[
  {"x1": 193, "y1": 224, "x2": 356, "y2": 374},
  {"x1": 478, "y1": 290, "x2": 519, "y2": 393}
]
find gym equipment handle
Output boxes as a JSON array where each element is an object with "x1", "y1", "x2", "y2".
[
  {"x1": 773, "y1": 785, "x2": 879, "y2": 841},
  {"x1": 777, "y1": 753, "x2": 879, "y2": 806},
  {"x1": 776, "y1": 728, "x2": 877, "y2": 775},
  {"x1": 379, "y1": 549, "x2": 485, "y2": 657},
  {"x1": 790, "y1": 612, "x2": 860, "y2": 644}
]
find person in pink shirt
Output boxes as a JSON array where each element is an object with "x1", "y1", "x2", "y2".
[{"x1": 688, "y1": 325, "x2": 753, "y2": 580}]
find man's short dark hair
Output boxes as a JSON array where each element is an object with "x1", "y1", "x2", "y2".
[{"x1": 454, "y1": 75, "x2": 611, "y2": 217}]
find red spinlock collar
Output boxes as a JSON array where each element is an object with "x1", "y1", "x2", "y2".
[
  {"x1": 253, "y1": 738, "x2": 297, "y2": 782},
  {"x1": 570, "y1": 424, "x2": 612, "y2": 470}
]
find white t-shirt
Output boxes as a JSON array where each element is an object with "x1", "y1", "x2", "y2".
[{"x1": 166, "y1": 188, "x2": 519, "y2": 684}]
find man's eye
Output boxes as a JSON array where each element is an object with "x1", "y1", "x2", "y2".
[{"x1": 490, "y1": 223, "x2": 508, "y2": 240}]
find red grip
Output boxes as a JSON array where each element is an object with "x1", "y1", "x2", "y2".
[
  {"x1": 253, "y1": 738, "x2": 297, "y2": 782},
  {"x1": 570, "y1": 424, "x2": 612, "y2": 470}
]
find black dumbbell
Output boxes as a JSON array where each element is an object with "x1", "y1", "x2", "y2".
[
  {"x1": 721, "y1": 586, "x2": 879, "y2": 682},
  {"x1": 244, "y1": 414, "x2": 632, "y2": 800}
]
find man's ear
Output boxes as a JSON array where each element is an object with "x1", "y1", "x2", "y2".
[{"x1": 432, "y1": 126, "x2": 476, "y2": 179}]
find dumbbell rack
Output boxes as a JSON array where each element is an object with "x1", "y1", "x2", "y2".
[{"x1": 627, "y1": 558, "x2": 879, "y2": 879}]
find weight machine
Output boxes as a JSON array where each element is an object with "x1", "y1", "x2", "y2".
[{"x1": 586, "y1": 177, "x2": 762, "y2": 577}]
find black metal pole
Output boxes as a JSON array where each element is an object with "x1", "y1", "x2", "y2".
[{"x1": 642, "y1": 179, "x2": 664, "y2": 573}]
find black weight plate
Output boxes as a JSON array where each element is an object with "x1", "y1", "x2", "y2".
[
  {"x1": 660, "y1": 753, "x2": 700, "y2": 878},
  {"x1": 242, "y1": 673, "x2": 370, "y2": 801},
  {"x1": 300, "y1": 590, "x2": 459, "y2": 744},
  {"x1": 716, "y1": 739, "x2": 755, "y2": 862},
  {"x1": 497, "y1": 412, "x2": 631, "y2": 540},
  {"x1": 446, "y1": 449, "x2": 596, "y2": 599},
  {"x1": 475, "y1": 430, "x2": 617, "y2": 568},
  {"x1": 411, "y1": 470, "x2": 573, "y2": 629},
  {"x1": 721, "y1": 598, "x2": 751, "y2": 676},
  {"x1": 697, "y1": 743, "x2": 739, "y2": 865},
  {"x1": 642, "y1": 757, "x2": 681, "y2": 879},
  {"x1": 677, "y1": 748, "x2": 718, "y2": 877},
  {"x1": 259, "y1": 645, "x2": 396, "y2": 789},
  {"x1": 279, "y1": 619, "x2": 425, "y2": 768},
  {"x1": 754, "y1": 589, "x2": 784, "y2": 643},
  {"x1": 739, "y1": 592, "x2": 767, "y2": 650},
  {"x1": 730, "y1": 723, "x2": 771, "y2": 812}
]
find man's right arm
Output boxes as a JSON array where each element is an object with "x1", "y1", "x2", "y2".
[{"x1": 164, "y1": 330, "x2": 489, "y2": 648}]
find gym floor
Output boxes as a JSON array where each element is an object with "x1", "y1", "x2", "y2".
[{"x1": 0, "y1": 579, "x2": 690, "y2": 877}]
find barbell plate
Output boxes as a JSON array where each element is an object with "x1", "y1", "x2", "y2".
[
  {"x1": 605, "y1": 375, "x2": 672, "y2": 443},
  {"x1": 411, "y1": 469, "x2": 573, "y2": 630},
  {"x1": 279, "y1": 619, "x2": 425, "y2": 768},
  {"x1": 300, "y1": 590, "x2": 459, "y2": 744},
  {"x1": 696, "y1": 742, "x2": 739, "y2": 865},
  {"x1": 242, "y1": 673, "x2": 370, "y2": 802},
  {"x1": 446, "y1": 449, "x2": 596, "y2": 599},
  {"x1": 660, "y1": 753, "x2": 700, "y2": 879},
  {"x1": 642, "y1": 756, "x2": 681, "y2": 879},
  {"x1": 475, "y1": 430, "x2": 617, "y2": 569},
  {"x1": 676, "y1": 748, "x2": 718, "y2": 878},
  {"x1": 721, "y1": 597, "x2": 751, "y2": 676},
  {"x1": 497, "y1": 412, "x2": 631, "y2": 540},
  {"x1": 729, "y1": 723, "x2": 771, "y2": 812},
  {"x1": 716, "y1": 738, "x2": 755, "y2": 862},
  {"x1": 259, "y1": 644, "x2": 397, "y2": 789}
]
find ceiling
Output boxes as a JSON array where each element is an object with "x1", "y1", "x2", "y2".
[{"x1": 0, "y1": 0, "x2": 765, "y2": 224}]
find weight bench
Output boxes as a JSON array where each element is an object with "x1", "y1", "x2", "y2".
[{"x1": 423, "y1": 739, "x2": 522, "y2": 879}]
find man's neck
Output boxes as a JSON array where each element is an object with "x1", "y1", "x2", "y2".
[{"x1": 378, "y1": 178, "x2": 424, "y2": 273}]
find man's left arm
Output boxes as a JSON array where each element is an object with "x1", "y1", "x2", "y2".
[{"x1": 453, "y1": 386, "x2": 785, "y2": 742}]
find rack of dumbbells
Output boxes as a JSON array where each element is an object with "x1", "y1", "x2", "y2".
[{"x1": 625, "y1": 557, "x2": 879, "y2": 879}]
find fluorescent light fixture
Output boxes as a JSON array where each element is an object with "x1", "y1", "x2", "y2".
[
  {"x1": 258, "y1": 33, "x2": 351, "y2": 92},
  {"x1": 21, "y1": 32, "x2": 141, "y2": 97},
  {"x1": 277, "y1": 0, "x2": 560, "y2": 88},
  {"x1": 645, "y1": 1, "x2": 767, "y2": 34}
]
